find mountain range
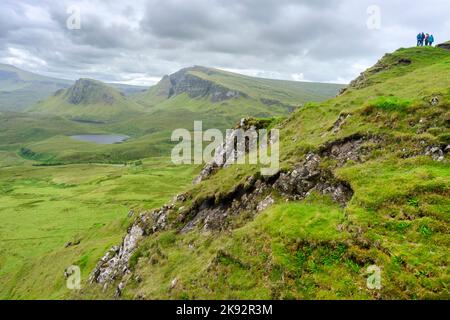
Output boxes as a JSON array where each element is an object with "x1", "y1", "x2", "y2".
[{"x1": 0, "y1": 63, "x2": 146, "y2": 112}]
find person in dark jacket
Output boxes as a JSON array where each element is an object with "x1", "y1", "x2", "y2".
[
  {"x1": 417, "y1": 32, "x2": 425, "y2": 47},
  {"x1": 417, "y1": 33, "x2": 424, "y2": 46},
  {"x1": 425, "y1": 33, "x2": 430, "y2": 46}
]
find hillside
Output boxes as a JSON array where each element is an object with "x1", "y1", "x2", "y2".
[
  {"x1": 30, "y1": 79, "x2": 145, "y2": 123},
  {"x1": 0, "y1": 64, "x2": 146, "y2": 112},
  {"x1": 82, "y1": 45, "x2": 450, "y2": 300},
  {"x1": 135, "y1": 66, "x2": 343, "y2": 109},
  {"x1": 18, "y1": 67, "x2": 342, "y2": 165},
  {"x1": 0, "y1": 64, "x2": 72, "y2": 112}
]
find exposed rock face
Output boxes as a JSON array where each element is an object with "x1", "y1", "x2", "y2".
[
  {"x1": 437, "y1": 42, "x2": 450, "y2": 50},
  {"x1": 89, "y1": 207, "x2": 171, "y2": 287},
  {"x1": 330, "y1": 113, "x2": 351, "y2": 133},
  {"x1": 260, "y1": 98, "x2": 296, "y2": 112},
  {"x1": 425, "y1": 145, "x2": 448, "y2": 162},
  {"x1": 92, "y1": 135, "x2": 450, "y2": 293},
  {"x1": 193, "y1": 118, "x2": 261, "y2": 185},
  {"x1": 63, "y1": 78, "x2": 116, "y2": 105},
  {"x1": 181, "y1": 177, "x2": 274, "y2": 233},
  {"x1": 273, "y1": 153, "x2": 353, "y2": 206},
  {"x1": 90, "y1": 135, "x2": 383, "y2": 292},
  {"x1": 339, "y1": 55, "x2": 412, "y2": 94},
  {"x1": 158, "y1": 66, "x2": 247, "y2": 103}
]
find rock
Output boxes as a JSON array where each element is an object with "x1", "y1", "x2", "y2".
[
  {"x1": 170, "y1": 278, "x2": 178, "y2": 289},
  {"x1": 91, "y1": 135, "x2": 380, "y2": 289},
  {"x1": 425, "y1": 146, "x2": 445, "y2": 161},
  {"x1": 65, "y1": 78, "x2": 115, "y2": 105},
  {"x1": 90, "y1": 218, "x2": 146, "y2": 285},
  {"x1": 64, "y1": 239, "x2": 80, "y2": 248},
  {"x1": 257, "y1": 196, "x2": 274, "y2": 212},
  {"x1": 430, "y1": 96, "x2": 440, "y2": 106},
  {"x1": 331, "y1": 113, "x2": 351, "y2": 133},
  {"x1": 161, "y1": 66, "x2": 247, "y2": 102},
  {"x1": 193, "y1": 118, "x2": 260, "y2": 184},
  {"x1": 437, "y1": 42, "x2": 450, "y2": 50},
  {"x1": 115, "y1": 281, "x2": 125, "y2": 297}
]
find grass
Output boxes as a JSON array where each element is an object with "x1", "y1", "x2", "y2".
[
  {"x1": 96, "y1": 45, "x2": 450, "y2": 300},
  {"x1": 0, "y1": 157, "x2": 198, "y2": 299},
  {"x1": 1, "y1": 45, "x2": 449, "y2": 299},
  {"x1": 101, "y1": 195, "x2": 371, "y2": 300}
]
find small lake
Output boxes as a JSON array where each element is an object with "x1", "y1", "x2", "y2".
[{"x1": 70, "y1": 134, "x2": 129, "y2": 144}]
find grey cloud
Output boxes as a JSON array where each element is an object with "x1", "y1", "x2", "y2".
[{"x1": 0, "y1": 0, "x2": 449, "y2": 85}]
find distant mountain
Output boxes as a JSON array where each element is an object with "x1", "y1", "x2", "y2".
[
  {"x1": 0, "y1": 64, "x2": 72, "y2": 112},
  {"x1": 135, "y1": 66, "x2": 344, "y2": 109},
  {"x1": 30, "y1": 78, "x2": 144, "y2": 123},
  {"x1": 19, "y1": 66, "x2": 344, "y2": 163},
  {"x1": 0, "y1": 64, "x2": 146, "y2": 112}
]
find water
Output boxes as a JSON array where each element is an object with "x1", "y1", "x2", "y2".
[{"x1": 70, "y1": 134, "x2": 129, "y2": 144}]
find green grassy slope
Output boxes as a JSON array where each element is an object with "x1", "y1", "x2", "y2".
[
  {"x1": 0, "y1": 157, "x2": 198, "y2": 299},
  {"x1": 18, "y1": 67, "x2": 342, "y2": 165},
  {"x1": 86, "y1": 46, "x2": 450, "y2": 300},
  {"x1": 0, "y1": 64, "x2": 72, "y2": 112},
  {"x1": 0, "y1": 64, "x2": 146, "y2": 112},
  {"x1": 189, "y1": 67, "x2": 343, "y2": 105},
  {"x1": 135, "y1": 66, "x2": 343, "y2": 108},
  {"x1": 30, "y1": 78, "x2": 145, "y2": 123}
]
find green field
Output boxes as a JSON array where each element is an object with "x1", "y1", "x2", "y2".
[
  {"x1": 0, "y1": 157, "x2": 198, "y2": 299},
  {"x1": 0, "y1": 47, "x2": 448, "y2": 299},
  {"x1": 85, "y1": 46, "x2": 449, "y2": 300}
]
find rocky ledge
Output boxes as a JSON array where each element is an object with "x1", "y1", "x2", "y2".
[{"x1": 89, "y1": 134, "x2": 385, "y2": 292}]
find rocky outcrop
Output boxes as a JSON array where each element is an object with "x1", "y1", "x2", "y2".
[
  {"x1": 90, "y1": 206, "x2": 172, "y2": 288},
  {"x1": 437, "y1": 41, "x2": 450, "y2": 50},
  {"x1": 339, "y1": 55, "x2": 412, "y2": 94},
  {"x1": 330, "y1": 113, "x2": 351, "y2": 133},
  {"x1": 158, "y1": 66, "x2": 247, "y2": 103},
  {"x1": 63, "y1": 78, "x2": 116, "y2": 105},
  {"x1": 193, "y1": 118, "x2": 262, "y2": 184},
  {"x1": 89, "y1": 131, "x2": 448, "y2": 293},
  {"x1": 274, "y1": 153, "x2": 352, "y2": 206},
  {"x1": 260, "y1": 98, "x2": 296, "y2": 112},
  {"x1": 90, "y1": 135, "x2": 384, "y2": 292},
  {"x1": 425, "y1": 145, "x2": 448, "y2": 162}
]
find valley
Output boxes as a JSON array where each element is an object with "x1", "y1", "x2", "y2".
[
  {"x1": 0, "y1": 46, "x2": 448, "y2": 300},
  {"x1": 0, "y1": 63, "x2": 343, "y2": 299}
]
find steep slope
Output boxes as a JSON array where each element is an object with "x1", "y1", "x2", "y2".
[
  {"x1": 86, "y1": 45, "x2": 449, "y2": 300},
  {"x1": 0, "y1": 64, "x2": 72, "y2": 112},
  {"x1": 19, "y1": 67, "x2": 342, "y2": 165},
  {"x1": 30, "y1": 78, "x2": 145, "y2": 123},
  {"x1": 0, "y1": 64, "x2": 146, "y2": 112},
  {"x1": 135, "y1": 66, "x2": 343, "y2": 109}
]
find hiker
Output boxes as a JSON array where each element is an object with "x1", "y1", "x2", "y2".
[
  {"x1": 417, "y1": 33, "x2": 423, "y2": 46},
  {"x1": 428, "y1": 34, "x2": 435, "y2": 46},
  {"x1": 425, "y1": 33, "x2": 430, "y2": 46},
  {"x1": 417, "y1": 33, "x2": 424, "y2": 46}
]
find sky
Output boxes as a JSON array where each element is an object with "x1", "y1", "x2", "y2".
[{"x1": 1, "y1": 0, "x2": 449, "y2": 86}]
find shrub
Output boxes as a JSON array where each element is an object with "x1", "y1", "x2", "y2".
[{"x1": 368, "y1": 96, "x2": 412, "y2": 112}]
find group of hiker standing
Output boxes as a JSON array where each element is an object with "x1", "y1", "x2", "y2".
[{"x1": 417, "y1": 33, "x2": 434, "y2": 46}]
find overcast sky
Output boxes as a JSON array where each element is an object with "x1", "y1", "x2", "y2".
[{"x1": 1, "y1": 0, "x2": 449, "y2": 86}]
